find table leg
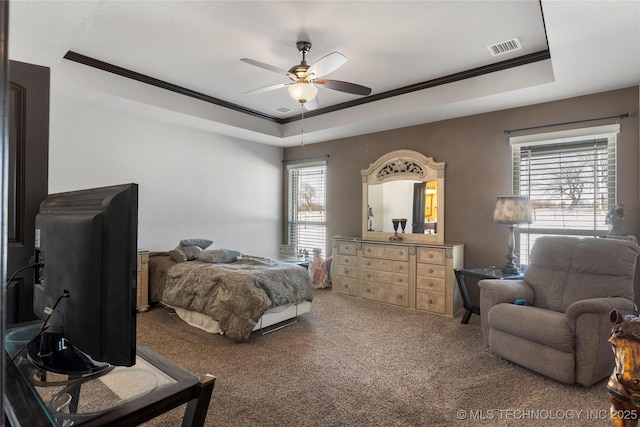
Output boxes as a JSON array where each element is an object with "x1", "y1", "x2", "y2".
[
  {"x1": 181, "y1": 374, "x2": 216, "y2": 427},
  {"x1": 454, "y1": 269, "x2": 480, "y2": 324}
]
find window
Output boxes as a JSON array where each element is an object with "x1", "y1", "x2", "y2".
[
  {"x1": 287, "y1": 161, "x2": 327, "y2": 257},
  {"x1": 511, "y1": 124, "x2": 619, "y2": 265}
]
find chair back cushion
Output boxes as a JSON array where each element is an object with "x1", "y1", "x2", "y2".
[{"x1": 523, "y1": 236, "x2": 639, "y2": 312}]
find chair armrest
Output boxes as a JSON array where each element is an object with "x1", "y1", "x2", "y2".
[
  {"x1": 564, "y1": 297, "x2": 635, "y2": 386},
  {"x1": 478, "y1": 279, "x2": 534, "y2": 346},
  {"x1": 478, "y1": 279, "x2": 534, "y2": 305},
  {"x1": 565, "y1": 297, "x2": 635, "y2": 329}
]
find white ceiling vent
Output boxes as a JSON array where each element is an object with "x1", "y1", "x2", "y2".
[
  {"x1": 275, "y1": 106, "x2": 293, "y2": 113},
  {"x1": 487, "y1": 38, "x2": 522, "y2": 56}
]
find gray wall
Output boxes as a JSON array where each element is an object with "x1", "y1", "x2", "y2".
[{"x1": 284, "y1": 86, "x2": 640, "y2": 300}]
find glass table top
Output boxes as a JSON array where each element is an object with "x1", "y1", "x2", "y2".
[
  {"x1": 5, "y1": 323, "x2": 177, "y2": 426},
  {"x1": 458, "y1": 266, "x2": 524, "y2": 280}
]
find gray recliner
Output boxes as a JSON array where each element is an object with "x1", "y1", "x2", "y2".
[{"x1": 479, "y1": 236, "x2": 640, "y2": 386}]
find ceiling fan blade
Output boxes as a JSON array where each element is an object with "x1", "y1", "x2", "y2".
[
  {"x1": 303, "y1": 97, "x2": 319, "y2": 111},
  {"x1": 305, "y1": 52, "x2": 347, "y2": 79},
  {"x1": 243, "y1": 82, "x2": 289, "y2": 95},
  {"x1": 315, "y1": 79, "x2": 372, "y2": 96},
  {"x1": 240, "y1": 58, "x2": 295, "y2": 79}
]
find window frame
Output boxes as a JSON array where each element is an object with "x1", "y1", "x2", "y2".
[{"x1": 285, "y1": 159, "x2": 328, "y2": 258}]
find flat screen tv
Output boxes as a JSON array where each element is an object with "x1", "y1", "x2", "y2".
[{"x1": 28, "y1": 183, "x2": 138, "y2": 375}]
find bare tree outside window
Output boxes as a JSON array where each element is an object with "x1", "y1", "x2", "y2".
[
  {"x1": 553, "y1": 161, "x2": 587, "y2": 210},
  {"x1": 299, "y1": 183, "x2": 317, "y2": 213}
]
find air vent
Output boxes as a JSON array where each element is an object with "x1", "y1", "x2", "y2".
[
  {"x1": 275, "y1": 106, "x2": 293, "y2": 113},
  {"x1": 487, "y1": 38, "x2": 522, "y2": 56}
]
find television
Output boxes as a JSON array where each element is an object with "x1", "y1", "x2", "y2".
[{"x1": 28, "y1": 183, "x2": 138, "y2": 375}]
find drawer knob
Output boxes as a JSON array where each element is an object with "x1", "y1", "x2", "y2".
[
  {"x1": 428, "y1": 268, "x2": 434, "y2": 274},
  {"x1": 428, "y1": 299, "x2": 433, "y2": 304},
  {"x1": 398, "y1": 278, "x2": 403, "y2": 283},
  {"x1": 428, "y1": 282, "x2": 433, "y2": 287},
  {"x1": 429, "y1": 253, "x2": 434, "y2": 258},
  {"x1": 344, "y1": 269, "x2": 349, "y2": 274}
]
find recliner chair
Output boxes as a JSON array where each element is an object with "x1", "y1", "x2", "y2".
[{"x1": 479, "y1": 236, "x2": 640, "y2": 386}]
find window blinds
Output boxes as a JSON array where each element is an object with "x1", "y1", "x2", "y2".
[
  {"x1": 287, "y1": 162, "x2": 327, "y2": 257},
  {"x1": 510, "y1": 124, "x2": 618, "y2": 264}
]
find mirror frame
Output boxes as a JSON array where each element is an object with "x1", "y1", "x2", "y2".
[{"x1": 362, "y1": 149, "x2": 445, "y2": 244}]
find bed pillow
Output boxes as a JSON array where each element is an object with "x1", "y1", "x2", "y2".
[
  {"x1": 179, "y1": 238, "x2": 213, "y2": 250},
  {"x1": 169, "y1": 245, "x2": 202, "y2": 263},
  {"x1": 198, "y1": 248, "x2": 243, "y2": 264}
]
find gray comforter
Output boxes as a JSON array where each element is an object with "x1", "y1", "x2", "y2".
[{"x1": 162, "y1": 256, "x2": 313, "y2": 342}]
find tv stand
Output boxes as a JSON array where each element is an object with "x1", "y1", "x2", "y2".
[
  {"x1": 4, "y1": 322, "x2": 215, "y2": 427},
  {"x1": 27, "y1": 333, "x2": 111, "y2": 376}
]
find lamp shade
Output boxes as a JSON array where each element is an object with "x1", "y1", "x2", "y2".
[
  {"x1": 492, "y1": 196, "x2": 532, "y2": 224},
  {"x1": 288, "y1": 82, "x2": 318, "y2": 103}
]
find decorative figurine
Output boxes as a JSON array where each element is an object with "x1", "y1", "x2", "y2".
[
  {"x1": 607, "y1": 204, "x2": 627, "y2": 236},
  {"x1": 607, "y1": 309, "x2": 640, "y2": 427},
  {"x1": 309, "y1": 248, "x2": 329, "y2": 289}
]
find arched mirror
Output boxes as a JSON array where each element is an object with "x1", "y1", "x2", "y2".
[{"x1": 362, "y1": 150, "x2": 445, "y2": 244}]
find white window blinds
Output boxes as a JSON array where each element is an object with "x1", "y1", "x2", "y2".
[
  {"x1": 287, "y1": 161, "x2": 327, "y2": 257},
  {"x1": 510, "y1": 124, "x2": 619, "y2": 264}
]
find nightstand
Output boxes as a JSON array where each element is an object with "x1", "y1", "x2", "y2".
[
  {"x1": 137, "y1": 250, "x2": 150, "y2": 312},
  {"x1": 454, "y1": 267, "x2": 524, "y2": 324}
]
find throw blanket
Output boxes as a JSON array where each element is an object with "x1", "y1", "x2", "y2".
[{"x1": 162, "y1": 256, "x2": 313, "y2": 342}]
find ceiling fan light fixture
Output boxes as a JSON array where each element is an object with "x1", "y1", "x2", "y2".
[{"x1": 288, "y1": 81, "x2": 318, "y2": 104}]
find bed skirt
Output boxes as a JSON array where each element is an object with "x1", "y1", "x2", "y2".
[{"x1": 166, "y1": 301, "x2": 312, "y2": 335}]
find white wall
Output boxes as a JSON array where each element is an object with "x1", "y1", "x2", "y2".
[{"x1": 48, "y1": 67, "x2": 284, "y2": 259}]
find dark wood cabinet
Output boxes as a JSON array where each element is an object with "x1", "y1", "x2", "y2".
[{"x1": 6, "y1": 60, "x2": 49, "y2": 324}]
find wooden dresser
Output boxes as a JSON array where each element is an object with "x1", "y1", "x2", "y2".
[
  {"x1": 332, "y1": 237, "x2": 464, "y2": 317},
  {"x1": 137, "y1": 250, "x2": 150, "y2": 312}
]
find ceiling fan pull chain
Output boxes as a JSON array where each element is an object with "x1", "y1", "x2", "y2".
[{"x1": 300, "y1": 103, "x2": 305, "y2": 147}]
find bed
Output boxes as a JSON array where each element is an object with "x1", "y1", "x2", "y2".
[{"x1": 148, "y1": 247, "x2": 313, "y2": 343}]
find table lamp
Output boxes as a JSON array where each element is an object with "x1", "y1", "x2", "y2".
[{"x1": 492, "y1": 196, "x2": 531, "y2": 274}]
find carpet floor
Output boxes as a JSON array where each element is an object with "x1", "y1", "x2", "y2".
[{"x1": 136, "y1": 289, "x2": 613, "y2": 426}]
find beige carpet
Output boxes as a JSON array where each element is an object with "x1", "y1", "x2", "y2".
[{"x1": 137, "y1": 289, "x2": 613, "y2": 426}]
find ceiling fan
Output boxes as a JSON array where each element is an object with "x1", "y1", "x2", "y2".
[{"x1": 241, "y1": 41, "x2": 372, "y2": 110}]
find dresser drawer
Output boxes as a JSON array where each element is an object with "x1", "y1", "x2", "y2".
[
  {"x1": 416, "y1": 276, "x2": 446, "y2": 292},
  {"x1": 335, "y1": 254, "x2": 356, "y2": 267},
  {"x1": 337, "y1": 241, "x2": 358, "y2": 255},
  {"x1": 417, "y1": 263, "x2": 446, "y2": 279},
  {"x1": 362, "y1": 281, "x2": 408, "y2": 307},
  {"x1": 334, "y1": 264, "x2": 357, "y2": 279},
  {"x1": 416, "y1": 289, "x2": 446, "y2": 314},
  {"x1": 361, "y1": 258, "x2": 409, "y2": 273},
  {"x1": 417, "y1": 247, "x2": 446, "y2": 265},
  {"x1": 361, "y1": 257, "x2": 379, "y2": 270},
  {"x1": 362, "y1": 269, "x2": 408, "y2": 287},
  {"x1": 333, "y1": 276, "x2": 357, "y2": 296},
  {"x1": 362, "y1": 244, "x2": 408, "y2": 261},
  {"x1": 362, "y1": 269, "x2": 391, "y2": 283}
]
